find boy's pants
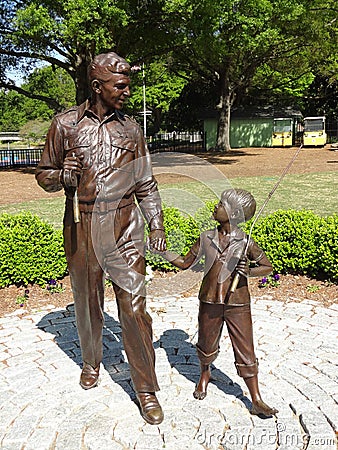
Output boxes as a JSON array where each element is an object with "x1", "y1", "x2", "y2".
[{"x1": 196, "y1": 302, "x2": 258, "y2": 379}]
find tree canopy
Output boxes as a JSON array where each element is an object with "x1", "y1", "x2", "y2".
[
  {"x1": 1, "y1": 0, "x2": 337, "y2": 150},
  {"x1": 0, "y1": 65, "x2": 75, "y2": 132},
  {"x1": 159, "y1": 0, "x2": 338, "y2": 149},
  {"x1": 1, "y1": 0, "x2": 131, "y2": 103},
  {"x1": 127, "y1": 59, "x2": 188, "y2": 134}
]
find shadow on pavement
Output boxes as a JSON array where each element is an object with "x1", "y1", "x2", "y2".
[
  {"x1": 36, "y1": 304, "x2": 135, "y2": 401},
  {"x1": 155, "y1": 328, "x2": 251, "y2": 410},
  {"x1": 36, "y1": 307, "x2": 253, "y2": 410}
]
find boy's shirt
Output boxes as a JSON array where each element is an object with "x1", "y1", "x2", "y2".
[{"x1": 188, "y1": 227, "x2": 268, "y2": 305}]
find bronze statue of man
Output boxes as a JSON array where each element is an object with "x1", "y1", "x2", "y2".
[{"x1": 36, "y1": 52, "x2": 166, "y2": 425}]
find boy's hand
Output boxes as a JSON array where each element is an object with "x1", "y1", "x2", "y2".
[{"x1": 236, "y1": 257, "x2": 249, "y2": 278}]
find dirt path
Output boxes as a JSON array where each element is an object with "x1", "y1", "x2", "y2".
[{"x1": 1, "y1": 168, "x2": 63, "y2": 206}]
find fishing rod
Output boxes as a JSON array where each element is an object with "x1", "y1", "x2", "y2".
[{"x1": 230, "y1": 144, "x2": 303, "y2": 293}]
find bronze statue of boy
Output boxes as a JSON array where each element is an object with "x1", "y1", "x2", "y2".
[{"x1": 158, "y1": 188, "x2": 278, "y2": 417}]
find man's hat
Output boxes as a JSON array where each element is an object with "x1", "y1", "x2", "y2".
[{"x1": 88, "y1": 52, "x2": 130, "y2": 81}]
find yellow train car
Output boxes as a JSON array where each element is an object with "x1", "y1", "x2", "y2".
[
  {"x1": 303, "y1": 116, "x2": 327, "y2": 147},
  {"x1": 272, "y1": 118, "x2": 293, "y2": 147}
]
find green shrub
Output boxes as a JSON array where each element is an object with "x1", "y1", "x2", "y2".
[
  {"x1": 244, "y1": 210, "x2": 324, "y2": 277},
  {"x1": 0, "y1": 212, "x2": 67, "y2": 287},
  {"x1": 146, "y1": 206, "x2": 338, "y2": 283},
  {"x1": 1, "y1": 207, "x2": 336, "y2": 288},
  {"x1": 194, "y1": 201, "x2": 217, "y2": 232},
  {"x1": 316, "y1": 214, "x2": 338, "y2": 281}
]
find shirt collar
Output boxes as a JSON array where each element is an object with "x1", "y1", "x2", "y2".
[
  {"x1": 206, "y1": 226, "x2": 246, "y2": 254},
  {"x1": 206, "y1": 226, "x2": 245, "y2": 242},
  {"x1": 75, "y1": 100, "x2": 126, "y2": 125}
]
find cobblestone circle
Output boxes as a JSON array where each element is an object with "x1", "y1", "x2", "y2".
[{"x1": 0, "y1": 292, "x2": 337, "y2": 450}]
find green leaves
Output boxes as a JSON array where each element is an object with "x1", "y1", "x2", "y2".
[
  {"x1": 61, "y1": 0, "x2": 128, "y2": 49},
  {"x1": 14, "y1": 4, "x2": 60, "y2": 48},
  {"x1": 0, "y1": 208, "x2": 336, "y2": 288},
  {"x1": 316, "y1": 214, "x2": 338, "y2": 282},
  {"x1": 157, "y1": 0, "x2": 338, "y2": 150},
  {"x1": 0, "y1": 212, "x2": 67, "y2": 288},
  {"x1": 127, "y1": 59, "x2": 187, "y2": 132},
  {"x1": 0, "y1": 65, "x2": 76, "y2": 132},
  {"x1": 146, "y1": 205, "x2": 338, "y2": 283},
  {"x1": 1, "y1": 0, "x2": 338, "y2": 137},
  {"x1": 246, "y1": 210, "x2": 338, "y2": 281},
  {"x1": 146, "y1": 205, "x2": 200, "y2": 271}
]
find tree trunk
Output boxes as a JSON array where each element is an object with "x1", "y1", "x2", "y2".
[
  {"x1": 215, "y1": 74, "x2": 235, "y2": 153},
  {"x1": 153, "y1": 108, "x2": 162, "y2": 134},
  {"x1": 74, "y1": 48, "x2": 95, "y2": 105}
]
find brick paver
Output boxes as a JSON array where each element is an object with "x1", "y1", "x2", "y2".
[{"x1": 0, "y1": 291, "x2": 337, "y2": 449}]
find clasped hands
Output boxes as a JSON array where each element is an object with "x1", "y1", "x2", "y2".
[{"x1": 148, "y1": 229, "x2": 166, "y2": 252}]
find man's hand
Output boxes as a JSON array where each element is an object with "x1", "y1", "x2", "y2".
[
  {"x1": 62, "y1": 154, "x2": 84, "y2": 187},
  {"x1": 148, "y1": 229, "x2": 167, "y2": 252},
  {"x1": 63, "y1": 154, "x2": 83, "y2": 175}
]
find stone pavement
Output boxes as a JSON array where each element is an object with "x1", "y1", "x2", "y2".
[{"x1": 0, "y1": 291, "x2": 338, "y2": 450}]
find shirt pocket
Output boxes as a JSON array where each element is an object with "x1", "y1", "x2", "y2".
[
  {"x1": 64, "y1": 135, "x2": 91, "y2": 168},
  {"x1": 110, "y1": 136, "x2": 136, "y2": 173}
]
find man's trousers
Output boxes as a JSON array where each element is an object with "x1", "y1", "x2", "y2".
[{"x1": 63, "y1": 200, "x2": 159, "y2": 393}]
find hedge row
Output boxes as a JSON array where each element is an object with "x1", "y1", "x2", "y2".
[
  {"x1": 0, "y1": 207, "x2": 337, "y2": 288},
  {"x1": 0, "y1": 212, "x2": 67, "y2": 288},
  {"x1": 245, "y1": 210, "x2": 338, "y2": 281}
]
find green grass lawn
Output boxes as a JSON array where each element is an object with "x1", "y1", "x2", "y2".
[
  {"x1": 0, "y1": 197, "x2": 65, "y2": 229},
  {"x1": 230, "y1": 171, "x2": 338, "y2": 217},
  {"x1": 0, "y1": 171, "x2": 336, "y2": 228},
  {"x1": 159, "y1": 171, "x2": 338, "y2": 218}
]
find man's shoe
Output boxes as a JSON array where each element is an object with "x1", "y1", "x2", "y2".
[
  {"x1": 80, "y1": 363, "x2": 100, "y2": 390},
  {"x1": 136, "y1": 392, "x2": 164, "y2": 425}
]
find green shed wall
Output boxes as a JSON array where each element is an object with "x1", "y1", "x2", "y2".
[
  {"x1": 204, "y1": 118, "x2": 218, "y2": 151},
  {"x1": 231, "y1": 118, "x2": 273, "y2": 147},
  {"x1": 204, "y1": 117, "x2": 273, "y2": 149}
]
